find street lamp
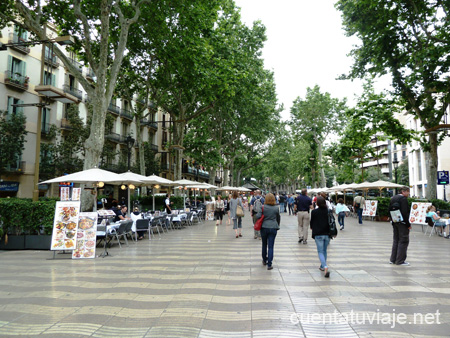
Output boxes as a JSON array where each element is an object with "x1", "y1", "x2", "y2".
[
  {"x1": 393, "y1": 158, "x2": 399, "y2": 184},
  {"x1": 126, "y1": 135, "x2": 135, "y2": 171},
  {"x1": 2, "y1": 28, "x2": 75, "y2": 201},
  {"x1": 229, "y1": 172, "x2": 232, "y2": 186}
]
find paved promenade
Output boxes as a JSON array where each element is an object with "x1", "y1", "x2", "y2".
[{"x1": 0, "y1": 211, "x2": 449, "y2": 337}]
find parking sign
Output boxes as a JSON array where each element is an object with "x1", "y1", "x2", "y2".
[{"x1": 437, "y1": 171, "x2": 449, "y2": 185}]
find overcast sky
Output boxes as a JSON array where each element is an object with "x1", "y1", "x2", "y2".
[{"x1": 234, "y1": 0, "x2": 390, "y2": 120}]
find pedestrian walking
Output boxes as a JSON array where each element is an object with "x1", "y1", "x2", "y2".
[
  {"x1": 287, "y1": 194, "x2": 295, "y2": 215},
  {"x1": 214, "y1": 195, "x2": 225, "y2": 226},
  {"x1": 294, "y1": 188, "x2": 313, "y2": 244},
  {"x1": 389, "y1": 186, "x2": 411, "y2": 265},
  {"x1": 335, "y1": 198, "x2": 350, "y2": 230},
  {"x1": 310, "y1": 196, "x2": 331, "y2": 278},
  {"x1": 226, "y1": 194, "x2": 231, "y2": 225},
  {"x1": 353, "y1": 193, "x2": 365, "y2": 224},
  {"x1": 256, "y1": 193, "x2": 280, "y2": 270},
  {"x1": 250, "y1": 190, "x2": 265, "y2": 239},
  {"x1": 230, "y1": 191, "x2": 244, "y2": 238}
]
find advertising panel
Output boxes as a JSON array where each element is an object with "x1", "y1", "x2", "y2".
[
  {"x1": 50, "y1": 201, "x2": 81, "y2": 250},
  {"x1": 72, "y1": 212, "x2": 98, "y2": 259}
]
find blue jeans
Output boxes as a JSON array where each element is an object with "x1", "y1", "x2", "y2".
[
  {"x1": 338, "y1": 212, "x2": 346, "y2": 228},
  {"x1": 261, "y1": 227, "x2": 278, "y2": 267},
  {"x1": 314, "y1": 235, "x2": 330, "y2": 269},
  {"x1": 357, "y1": 208, "x2": 363, "y2": 224},
  {"x1": 279, "y1": 203, "x2": 285, "y2": 213}
]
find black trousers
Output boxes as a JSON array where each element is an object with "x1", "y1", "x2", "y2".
[{"x1": 390, "y1": 222, "x2": 410, "y2": 264}]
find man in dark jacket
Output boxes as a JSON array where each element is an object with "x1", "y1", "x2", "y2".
[{"x1": 389, "y1": 186, "x2": 411, "y2": 266}]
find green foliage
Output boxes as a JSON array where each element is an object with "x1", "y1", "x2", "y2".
[
  {"x1": 430, "y1": 199, "x2": 450, "y2": 212},
  {"x1": 0, "y1": 111, "x2": 28, "y2": 176},
  {"x1": 0, "y1": 199, "x2": 56, "y2": 236},
  {"x1": 336, "y1": 0, "x2": 450, "y2": 199},
  {"x1": 137, "y1": 195, "x2": 185, "y2": 211}
]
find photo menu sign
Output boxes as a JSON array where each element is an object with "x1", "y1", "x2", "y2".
[{"x1": 50, "y1": 201, "x2": 81, "y2": 251}]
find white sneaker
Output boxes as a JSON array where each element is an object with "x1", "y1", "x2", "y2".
[
  {"x1": 340, "y1": 226, "x2": 344, "y2": 230},
  {"x1": 399, "y1": 262, "x2": 410, "y2": 266}
]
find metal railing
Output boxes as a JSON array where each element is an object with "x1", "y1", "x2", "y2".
[
  {"x1": 69, "y1": 58, "x2": 83, "y2": 71},
  {"x1": 60, "y1": 118, "x2": 73, "y2": 130},
  {"x1": 62, "y1": 84, "x2": 83, "y2": 100},
  {"x1": 5, "y1": 160, "x2": 26, "y2": 173},
  {"x1": 120, "y1": 108, "x2": 133, "y2": 120},
  {"x1": 86, "y1": 68, "x2": 95, "y2": 79},
  {"x1": 41, "y1": 122, "x2": 52, "y2": 135},
  {"x1": 151, "y1": 144, "x2": 158, "y2": 152},
  {"x1": 8, "y1": 33, "x2": 30, "y2": 54},
  {"x1": 44, "y1": 53, "x2": 59, "y2": 68},
  {"x1": 4, "y1": 70, "x2": 28, "y2": 90},
  {"x1": 108, "y1": 102, "x2": 120, "y2": 115},
  {"x1": 105, "y1": 132, "x2": 121, "y2": 143}
]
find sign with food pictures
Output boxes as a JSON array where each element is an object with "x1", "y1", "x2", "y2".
[
  {"x1": 60, "y1": 187, "x2": 70, "y2": 201},
  {"x1": 50, "y1": 201, "x2": 81, "y2": 250},
  {"x1": 409, "y1": 202, "x2": 432, "y2": 225},
  {"x1": 206, "y1": 210, "x2": 214, "y2": 221},
  {"x1": 362, "y1": 200, "x2": 378, "y2": 217},
  {"x1": 72, "y1": 212, "x2": 98, "y2": 259},
  {"x1": 72, "y1": 188, "x2": 81, "y2": 201}
]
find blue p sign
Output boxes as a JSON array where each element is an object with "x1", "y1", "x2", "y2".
[{"x1": 437, "y1": 171, "x2": 449, "y2": 185}]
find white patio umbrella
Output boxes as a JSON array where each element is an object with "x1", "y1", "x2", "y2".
[
  {"x1": 237, "y1": 187, "x2": 252, "y2": 192},
  {"x1": 172, "y1": 179, "x2": 202, "y2": 209},
  {"x1": 216, "y1": 186, "x2": 240, "y2": 191},
  {"x1": 116, "y1": 172, "x2": 148, "y2": 213},
  {"x1": 145, "y1": 174, "x2": 175, "y2": 211},
  {"x1": 40, "y1": 167, "x2": 125, "y2": 211}
]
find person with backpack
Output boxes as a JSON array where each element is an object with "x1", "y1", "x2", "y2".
[
  {"x1": 335, "y1": 198, "x2": 350, "y2": 230},
  {"x1": 389, "y1": 186, "x2": 411, "y2": 266},
  {"x1": 353, "y1": 192, "x2": 365, "y2": 224},
  {"x1": 310, "y1": 196, "x2": 332, "y2": 277},
  {"x1": 251, "y1": 190, "x2": 265, "y2": 239}
]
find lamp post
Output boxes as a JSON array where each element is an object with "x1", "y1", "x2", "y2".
[
  {"x1": 126, "y1": 135, "x2": 135, "y2": 171},
  {"x1": 393, "y1": 158, "x2": 399, "y2": 195},
  {"x1": 2, "y1": 29, "x2": 75, "y2": 201},
  {"x1": 229, "y1": 172, "x2": 232, "y2": 187}
]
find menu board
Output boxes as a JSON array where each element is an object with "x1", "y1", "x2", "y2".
[
  {"x1": 72, "y1": 212, "x2": 98, "y2": 259},
  {"x1": 206, "y1": 210, "x2": 214, "y2": 221},
  {"x1": 50, "y1": 201, "x2": 80, "y2": 250},
  {"x1": 409, "y1": 202, "x2": 432, "y2": 225},
  {"x1": 60, "y1": 187, "x2": 70, "y2": 201},
  {"x1": 72, "y1": 188, "x2": 81, "y2": 201},
  {"x1": 97, "y1": 210, "x2": 116, "y2": 217},
  {"x1": 362, "y1": 200, "x2": 378, "y2": 217}
]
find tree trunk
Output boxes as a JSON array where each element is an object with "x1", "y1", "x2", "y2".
[
  {"x1": 317, "y1": 142, "x2": 326, "y2": 187},
  {"x1": 81, "y1": 97, "x2": 107, "y2": 211},
  {"x1": 425, "y1": 133, "x2": 438, "y2": 200},
  {"x1": 224, "y1": 168, "x2": 229, "y2": 186}
]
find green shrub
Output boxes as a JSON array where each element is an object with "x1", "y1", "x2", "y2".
[
  {"x1": 0, "y1": 198, "x2": 56, "y2": 235},
  {"x1": 430, "y1": 199, "x2": 450, "y2": 211}
]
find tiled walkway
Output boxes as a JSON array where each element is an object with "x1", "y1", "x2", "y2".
[{"x1": 1, "y1": 212, "x2": 449, "y2": 337}]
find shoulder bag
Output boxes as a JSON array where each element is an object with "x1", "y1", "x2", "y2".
[
  {"x1": 328, "y1": 210, "x2": 338, "y2": 238},
  {"x1": 254, "y1": 206, "x2": 264, "y2": 231},
  {"x1": 236, "y1": 205, "x2": 244, "y2": 217}
]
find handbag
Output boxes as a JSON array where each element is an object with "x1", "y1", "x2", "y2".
[
  {"x1": 236, "y1": 205, "x2": 244, "y2": 217},
  {"x1": 254, "y1": 206, "x2": 264, "y2": 231},
  {"x1": 328, "y1": 210, "x2": 338, "y2": 238}
]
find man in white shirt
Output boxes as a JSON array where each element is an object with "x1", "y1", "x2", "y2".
[{"x1": 165, "y1": 194, "x2": 172, "y2": 214}]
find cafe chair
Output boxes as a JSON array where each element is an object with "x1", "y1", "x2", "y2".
[
  {"x1": 135, "y1": 219, "x2": 151, "y2": 241},
  {"x1": 425, "y1": 216, "x2": 445, "y2": 237},
  {"x1": 149, "y1": 216, "x2": 162, "y2": 239},
  {"x1": 124, "y1": 221, "x2": 134, "y2": 242},
  {"x1": 112, "y1": 221, "x2": 129, "y2": 248}
]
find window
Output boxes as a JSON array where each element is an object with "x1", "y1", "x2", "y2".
[
  {"x1": 162, "y1": 114, "x2": 166, "y2": 128},
  {"x1": 122, "y1": 122, "x2": 129, "y2": 136},
  {"x1": 417, "y1": 152, "x2": 422, "y2": 180},
  {"x1": 44, "y1": 71, "x2": 56, "y2": 86},
  {"x1": 7, "y1": 97, "x2": 24, "y2": 115},
  {"x1": 42, "y1": 108, "x2": 50, "y2": 132},
  {"x1": 7, "y1": 56, "x2": 27, "y2": 78}
]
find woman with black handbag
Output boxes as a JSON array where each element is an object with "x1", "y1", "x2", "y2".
[{"x1": 310, "y1": 196, "x2": 332, "y2": 278}]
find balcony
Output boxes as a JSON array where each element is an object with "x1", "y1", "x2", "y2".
[
  {"x1": 86, "y1": 68, "x2": 95, "y2": 80},
  {"x1": 215, "y1": 176, "x2": 222, "y2": 184},
  {"x1": 8, "y1": 33, "x2": 30, "y2": 54},
  {"x1": 102, "y1": 163, "x2": 122, "y2": 173},
  {"x1": 120, "y1": 108, "x2": 133, "y2": 121},
  {"x1": 60, "y1": 118, "x2": 73, "y2": 131},
  {"x1": 69, "y1": 58, "x2": 83, "y2": 72},
  {"x1": 5, "y1": 160, "x2": 26, "y2": 174},
  {"x1": 108, "y1": 102, "x2": 120, "y2": 115},
  {"x1": 44, "y1": 53, "x2": 59, "y2": 68},
  {"x1": 62, "y1": 84, "x2": 83, "y2": 100},
  {"x1": 41, "y1": 123, "x2": 53, "y2": 136},
  {"x1": 140, "y1": 119, "x2": 158, "y2": 131},
  {"x1": 151, "y1": 144, "x2": 158, "y2": 152},
  {"x1": 4, "y1": 71, "x2": 28, "y2": 91},
  {"x1": 105, "y1": 132, "x2": 121, "y2": 143}
]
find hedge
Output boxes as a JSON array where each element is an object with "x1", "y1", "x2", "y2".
[{"x1": 0, "y1": 198, "x2": 56, "y2": 236}]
